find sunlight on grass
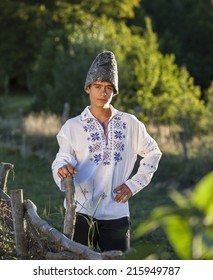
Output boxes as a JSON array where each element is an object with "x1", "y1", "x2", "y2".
[{"x1": 24, "y1": 112, "x2": 61, "y2": 136}]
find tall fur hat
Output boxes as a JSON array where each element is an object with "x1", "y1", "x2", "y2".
[{"x1": 84, "y1": 51, "x2": 118, "y2": 94}]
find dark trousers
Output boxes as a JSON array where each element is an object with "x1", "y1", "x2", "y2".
[{"x1": 73, "y1": 213, "x2": 130, "y2": 252}]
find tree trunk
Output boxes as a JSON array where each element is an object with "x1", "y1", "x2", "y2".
[
  {"x1": 180, "y1": 121, "x2": 188, "y2": 160},
  {"x1": 3, "y1": 75, "x2": 9, "y2": 96}
]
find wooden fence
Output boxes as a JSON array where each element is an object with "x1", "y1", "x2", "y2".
[{"x1": 0, "y1": 162, "x2": 122, "y2": 260}]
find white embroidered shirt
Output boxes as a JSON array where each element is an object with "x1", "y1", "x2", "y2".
[{"x1": 52, "y1": 106, "x2": 162, "y2": 219}]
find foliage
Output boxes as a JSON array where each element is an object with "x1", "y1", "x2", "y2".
[
  {"x1": 133, "y1": 172, "x2": 213, "y2": 259},
  {"x1": 116, "y1": 18, "x2": 205, "y2": 157},
  {"x1": 0, "y1": 0, "x2": 50, "y2": 92},
  {"x1": 205, "y1": 82, "x2": 213, "y2": 129},
  {"x1": 135, "y1": 0, "x2": 213, "y2": 90},
  {"x1": 0, "y1": 0, "x2": 139, "y2": 92},
  {"x1": 78, "y1": 0, "x2": 140, "y2": 20}
]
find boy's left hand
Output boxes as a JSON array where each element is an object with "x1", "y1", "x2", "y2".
[{"x1": 114, "y1": 184, "x2": 132, "y2": 203}]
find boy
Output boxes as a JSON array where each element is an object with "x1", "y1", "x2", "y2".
[{"x1": 52, "y1": 51, "x2": 162, "y2": 252}]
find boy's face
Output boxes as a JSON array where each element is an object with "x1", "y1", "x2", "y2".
[{"x1": 86, "y1": 81, "x2": 114, "y2": 108}]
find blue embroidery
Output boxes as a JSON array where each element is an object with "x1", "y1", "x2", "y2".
[
  {"x1": 91, "y1": 132, "x2": 100, "y2": 141},
  {"x1": 103, "y1": 151, "x2": 111, "y2": 165},
  {"x1": 114, "y1": 152, "x2": 122, "y2": 163},
  {"x1": 83, "y1": 116, "x2": 126, "y2": 165},
  {"x1": 94, "y1": 154, "x2": 101, "y2": 164},
  {"x1": 114, "y1": 130, "x2": 123, "y2": 139},
  {"x1": 114, "y1": 142, "x2": 124, "y2": 151}
]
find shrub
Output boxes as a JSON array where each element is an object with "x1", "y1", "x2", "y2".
[{"x1": 132, "y1": 171, "x2": 213, "y2": 259}]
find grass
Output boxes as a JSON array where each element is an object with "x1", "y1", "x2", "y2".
[
  {"x1": 1, "y1": 146, "x2": 65, "y2": 231},
  {"x1": 0, "y1": 94, "x2": 34, "y2": 117}
]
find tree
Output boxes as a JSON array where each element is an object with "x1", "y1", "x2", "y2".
[
  {"x1": 114, "y1": 17, "x2": 162, "y2": 117},
  {"x1": 79, "y1": 0, "x2": 140, "y2": 19},
  {"x1": 0, "y1": 0, "x2": 140, "y2": 94},
  {"x1": 0, "y1": 0, "x2": 51, "y2": 94},
  {"x1": 131, "y1": 0, "x2": 213, "y2": 91},
  {"x1": 117, "y1": 18, "x2": 205, "y2": 159},
  {"x1": 175, "y1": 68, "x2": 205, "y2": 159}
]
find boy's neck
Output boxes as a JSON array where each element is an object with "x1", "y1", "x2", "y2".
[{"x1": 90, "y1": 106, "x2": 111, "y2": 123}]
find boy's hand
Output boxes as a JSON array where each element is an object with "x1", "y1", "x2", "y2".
[
  {"x1": 57, "y1": 164, "x2": 77, "y2": 180},
  {"x1": 114, "y1": 184, "x2": 132, "y2": 203}
]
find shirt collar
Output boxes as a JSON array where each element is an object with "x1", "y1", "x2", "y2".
[{"x1": 80, "y1": 105, "x2": 122, "y2": 121}]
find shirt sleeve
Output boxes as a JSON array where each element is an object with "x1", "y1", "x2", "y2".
[
  {"x1": 51, "y1": 123, "x2": 77, "y2": 191},
  {"x1": 125, "y1": 120, "x2": 162, "y2": 195}
]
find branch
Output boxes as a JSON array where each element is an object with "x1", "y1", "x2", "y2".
[
  {"x1": 0, "y1": 162, "x2": 14, "y2": 192},
  {"x1": 0, "y1": 188, "x2": 11, "y2": 201}
]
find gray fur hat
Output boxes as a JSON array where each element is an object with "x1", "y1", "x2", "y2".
[{"x1": 84, "y1": 51, "x2": 118, "y2": 94}]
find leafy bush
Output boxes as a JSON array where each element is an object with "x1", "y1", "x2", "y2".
[{"x1": 132, "y1": 171, "x2": 213, "y2": 259}]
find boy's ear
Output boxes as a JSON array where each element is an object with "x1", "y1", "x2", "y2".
[{"x1": 85, "y1": 86, "x2": 90, "y2": 94}]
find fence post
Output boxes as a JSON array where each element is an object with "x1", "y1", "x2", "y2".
[
  {"x1": 63, "y1": 176, "x2": 76, "y2": 240},
  {"x1": 0, "y1": 162, "x2": 14, "y2": 192},
  {"x1": 10, "y1": 189, "x2": 28, "y2": 258},
  {"x1": 61, "y1": 102, "x2": 70, "y2": 124}
]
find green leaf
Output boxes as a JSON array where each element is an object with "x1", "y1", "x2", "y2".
[
  {"x1": 134, "y1": 205, "x2": 175, "y2": 238},
  {"x1": 192, "y1": 229, "x2": 213, "y2": 259},
  {"x1": 134, "y1": 219, "x2": 160, "y2": 238},
  {"x1": 191, "y1": 172, "x2": 213, "y2": 216},
  {"x1": 161, "y1": 215, "x2": 192, "y2": 259},
  {"x1": 169, "y1": 189, "x2": 190, "y2": 208}
]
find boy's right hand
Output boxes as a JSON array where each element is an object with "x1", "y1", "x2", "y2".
[{"x1": 57, "y1": 164, "x2": 77, "y2": 180}]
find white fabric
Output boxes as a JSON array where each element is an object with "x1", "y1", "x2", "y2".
[{"x1": 52, "y1": 105, "x2": 162, "y2": 219}]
